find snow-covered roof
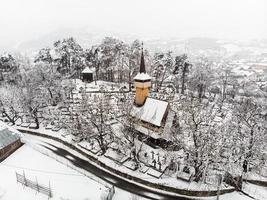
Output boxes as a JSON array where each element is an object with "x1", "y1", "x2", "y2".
[
  {"x1": 0, "y1": 128, "x2": 20, "y2": 149},
  {"x1": 131, "y1": 97, "x2": 168, "y2": 127},
  {"x1": 134, "y1": 72, "x2": 151, "y2": 81},
  {"x1": 50, "y1": 49, "x2": 61, "y2": 60},
  {"x1": 82, "y1": 67, "x2": 94, "y2": 74}
]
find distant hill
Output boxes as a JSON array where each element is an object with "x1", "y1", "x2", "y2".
[
  {"x1": 6, "y1": 27, "x2": 267, "y2": 57},
  {"x1": 15, "y1": 27, "x2": 141, "y2": 53},
  {"x1": 186, "y1": 37, "x2": 224, "y2": 51},
  {"x1": 15, "y1": 28, "x2": 98, "y2": 52}
]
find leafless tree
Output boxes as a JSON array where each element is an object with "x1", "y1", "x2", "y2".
[
  {"x1": 71, "y1": 88, "x2": 114, "y2": 155},
  {"x1": 231, "y1": 98, "x2": 267, "y2": 173},
  {"x1": 0, "y1": 84, "x2": 22, "y2": 124},
  {"x1": 178, "y1": 96, "x2": 221, "y2": 182}
]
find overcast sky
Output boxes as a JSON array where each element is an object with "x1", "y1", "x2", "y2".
[{"x1": 0, "y1": 0, "x2": 267, "y2": 47}]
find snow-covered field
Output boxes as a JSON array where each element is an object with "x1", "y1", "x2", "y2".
[
  {"x1": 0, "y1": 123, "x2": 147, "y2": 200},
  {"x1": 0, "y1": 145, "x2": 108, "y2": 200}
]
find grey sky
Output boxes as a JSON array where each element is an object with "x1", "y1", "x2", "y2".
[{"x1": 0, "y1": 0, "x2": 267, "y2": 47}]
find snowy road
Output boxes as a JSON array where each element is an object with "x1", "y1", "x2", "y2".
[
  {"x1": 23, "y1": 134, "x2": 196, "y2": 200},
  {"x1": 23, "y1": 134, "x2": 264, "y2": 200}
]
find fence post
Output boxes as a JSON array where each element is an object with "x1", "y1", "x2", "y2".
[
  {"x1": 15, "y1": 171, "x2": 18, "y2": 184},
  {"x1": 36, "y1": 176, "x2": 40, "y2": 193},
  {"x1": 49, "y1": 181, "x2": 52, "y2": 198},
  {"x1": 107, "y1": 186, "x2": 115, "y2": 200},
  {"x1": 23, "y1": 170, "x2": 27, "y2": 187},
  {"x1": 16, "y1": 171, "x2": 52, "y2": 198}
]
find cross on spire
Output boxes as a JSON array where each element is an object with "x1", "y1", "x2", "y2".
[{"x1": 139, "y1": 42, "x2": 146, "y2": 73}]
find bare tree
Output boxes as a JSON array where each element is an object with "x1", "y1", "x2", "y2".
[
  {"x1": 173, "y1": 54, "x2": 190, "y2": 94},
  {"x1": 73, "y1": 88, "x2": 114, "y2": 155},
  {"x1": 179, "y1": 96, "x2": 221, "y2": 182},
  {"x1": 152, "y1": 51, "x2": 174, "y2": 92},
  {"x1": 231, "y1": 98, "x2": 267, "y2": 173},
  {"x1": 19, "y1": 65, "x2": 55, "y2": 129},
  {"x1": 0, "y1": 84, "x2": 22, "y2": 124},
  {"x1": 124, "y1": 40, "x2": 142, "y2": 91},
  {"x1": 188, "y1": 57, "x2": 213, "y2": 101},
  {"x1": 34, "y1": 63, "x2": 62, "y2": 106},
  {"x1": 20, "y1": 87, "x2": 45, "y2": 129}
]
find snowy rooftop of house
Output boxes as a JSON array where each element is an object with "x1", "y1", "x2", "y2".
[
  {"x1": 131, "y1": 97, "x2": 168, "y2": 127},
  {"x1": 82, "y1": 67, "x2": 94, "y2": 74},
  {"x1": 0, "y1": 128, "x2": 21, "y2": 150},
  {"x1": 134, "y1": 72, "x2": 151, "y2": 81}
]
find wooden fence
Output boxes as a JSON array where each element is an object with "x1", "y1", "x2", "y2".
[
  {"x1": 106, "y1": 186, "x2": 115, "y2": 200},
  {"x1": 16, "y1": 171, "x2": 52, "y2": 198}
]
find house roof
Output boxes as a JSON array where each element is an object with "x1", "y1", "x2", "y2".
[
  {"x1": 131, "y1": 97, "x2": 168, "y2": 127},
  {"x1": 81, "y1": 67, "x2": 94, "y2": 74},
  {"x1": 0, "y1": 128, "x2": 20, "y2": 150}
]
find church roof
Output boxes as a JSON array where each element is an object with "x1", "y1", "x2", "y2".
[
  {"x1": 140, "y1": 49, "x2": 146, "y2": 73},
  {"x1": 134, "y1": 45, "x2": 151, "y2": 81},
  {"x1": 134, "y1": 73, "x2": 151, "y2": 81},
  {"x1": 131, "y1": 97, "x2": 168, "y2": 127}
]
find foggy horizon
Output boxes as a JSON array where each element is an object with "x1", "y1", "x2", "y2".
[{"x1": 1, "y1": 0, "x2": 267, "y2": 49}]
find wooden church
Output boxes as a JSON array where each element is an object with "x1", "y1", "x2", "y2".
[{"x1": 131, "y1": 47, "x2": 173, "y2": 140}]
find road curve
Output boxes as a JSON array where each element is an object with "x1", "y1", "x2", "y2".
[
  {"x1": 24, "y1": 136, "x2": 194, "y2": 200},
  {"x1": 41, "y1": 142, "x2": 195, "y2": 200}
]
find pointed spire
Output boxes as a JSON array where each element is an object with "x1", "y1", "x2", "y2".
[{"x1": 140, "y1": 42, "x2": 146, "y2": 73}]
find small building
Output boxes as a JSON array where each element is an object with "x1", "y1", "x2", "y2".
[
  {"x1": 0, "y1": 128, "x2": 22, "y2": 161},
  {"x1": 81, "y1": 67, "x2": 94, "y2": 82}
]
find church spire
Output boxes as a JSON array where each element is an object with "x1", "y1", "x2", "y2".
[
  {"x1": 139, "y1": 43, "x2": 146, "y2": 73},
  {"x1": 134, "y1": 42, "x2": 151, "y2": 106}
]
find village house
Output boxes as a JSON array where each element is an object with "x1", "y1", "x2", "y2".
[{"x1": 0, "y1": 128, "x2": 22, "y2": 161}]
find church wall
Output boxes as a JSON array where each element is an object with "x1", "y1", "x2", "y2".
[{"x1": 134, "y1": 81, "x2": 151, "y2": 88}]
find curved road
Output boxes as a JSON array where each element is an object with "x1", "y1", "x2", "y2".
[{"x1": 32, "y1": 140, "x2": 195, "y2": 200}]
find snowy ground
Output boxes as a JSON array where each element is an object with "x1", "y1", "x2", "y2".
[
  {"x1": 1, "y1": 121, "x2": 266, "y2": 200},
  {"x1": 74, "y1": 79, "x2": 129, "y2": 93},
  {"x1": 0, "y1": 145, "x2": 109, "y2": 200},
  {"x1": 0, "y1": 143, "x2": 149, "y2": 200},
  {"x1": 0, "y1": 120, "x2": 148, "y2": 200},
  {"x1": 22, "y1": 133, "x2": 267, "y2": 200},
  {"x1": 0, "y1": 145, "x2": 265, "y2": 200},
  {"x1": 20, "y1": 126, "x2": 225, "y2": 191},
  {"x1": 11, "y1": 121, "x2": 266, "y2": 194}
]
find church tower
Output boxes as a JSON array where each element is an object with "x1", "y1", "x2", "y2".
[{"x1": 134, "y1": 46, "x2": 151, "y2": 106}]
